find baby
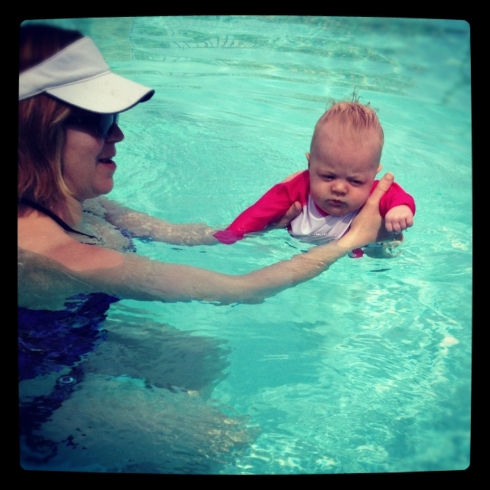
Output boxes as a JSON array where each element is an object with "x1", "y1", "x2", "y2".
[{"x1": 214, "y1": 101, "x2": 415, "y2": 257}]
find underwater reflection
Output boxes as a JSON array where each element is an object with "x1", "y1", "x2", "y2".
[{"x1": 19, "y1": 304, "x2": 258, "y2": 473}]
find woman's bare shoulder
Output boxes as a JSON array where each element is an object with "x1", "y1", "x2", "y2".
[
  {"x1": 18, "y1": 209, "x2": 124, "y2": 272},
  {"x1": 18, "y1": 210, "x2": 70, "y2": 254}
]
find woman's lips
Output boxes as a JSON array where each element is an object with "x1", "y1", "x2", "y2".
[
  {"x1": 98, "y1": 157, "x2": 116, "y2": 166},
  {"x1": 98, "y1": 158, "x2": 116, "y2": 170}
]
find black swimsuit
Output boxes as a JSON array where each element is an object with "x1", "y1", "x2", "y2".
[
  {"x1": 19, "y1": 197, "x2": 100, "y2": 240},
  {"x1": 18, "y1": 198, "x2": 131, "y2": 462}
]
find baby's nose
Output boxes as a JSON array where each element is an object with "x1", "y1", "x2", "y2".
[{"x1": 332, "y1": 181, "x2": 347, "y2": 193}]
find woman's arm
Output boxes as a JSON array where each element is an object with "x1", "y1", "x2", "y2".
[
  {"x1": 18, "y1": 232, "x2": 351, "y2": 307},
  {"x1": 80, "y1": 238, "x2": 351, "y2": 305},
  {"x1": 92, "y1": 197, "x2": 218, "y2": 245},
  {"x1": 19, "y1": 174, "x2": 394, "y2": 308},
  {"x1": 93, "y1": 196, "x2": 302, "y2": 246}
]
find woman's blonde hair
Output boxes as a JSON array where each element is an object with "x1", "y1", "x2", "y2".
[{"x1": 18, "y1": 24, "x2": 83, "y2": 206}]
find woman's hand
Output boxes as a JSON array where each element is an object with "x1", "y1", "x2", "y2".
[
  {"x1": 338, "y1": 173, "x2": 395, "y2": 251},
  {"x1": 265, "y1": 201, "x2": 302, "y2": 230}
]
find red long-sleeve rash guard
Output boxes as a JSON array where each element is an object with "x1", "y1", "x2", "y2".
[{"x1": 214, "y1": 170, "x2": 415, "y2": 245}]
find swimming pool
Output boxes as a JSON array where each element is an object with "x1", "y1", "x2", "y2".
[{"x1": 21, "y1": 16, "x2": 471, "y2": 474}]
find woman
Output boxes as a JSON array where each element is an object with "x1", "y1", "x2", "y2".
[
  {"x1": 18, "y1": 24, "x2": 395, "y2": 470},
  {"x1": 18, "y1": 24, "x2": 394, "y2": 310}
]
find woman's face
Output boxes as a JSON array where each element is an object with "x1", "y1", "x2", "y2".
[{"x1": 62, "y1": 119, "x2": 124, "y2": 202}]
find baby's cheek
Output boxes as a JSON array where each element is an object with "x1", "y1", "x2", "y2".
[{"x1": 357, "y1": 188, "x2": 372, "y2": 206}]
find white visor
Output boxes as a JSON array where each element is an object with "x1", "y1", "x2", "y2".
[{"x1": 19, "y1": 37, "x2": 154, "y2": 113}]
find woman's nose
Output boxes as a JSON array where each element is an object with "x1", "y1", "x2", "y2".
[{"x1": 106, "y1": 123, "x2": 124, "y2": 142}]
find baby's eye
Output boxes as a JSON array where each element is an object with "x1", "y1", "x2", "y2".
[
  {"x1": 323, "y1": 175, "x2": 335, "y2": 181},
  {"x1": 349, "y1": 179, "x2": 364, "y2": 186}
]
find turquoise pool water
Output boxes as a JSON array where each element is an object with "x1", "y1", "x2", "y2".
[{"x1": 23, "y1": 16, "x2": 471, "y2": 474}]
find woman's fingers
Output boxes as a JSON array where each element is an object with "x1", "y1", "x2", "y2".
[
  {"x1": 268, "y1": 201, "x2": 302, "y2": 230},
  {"x1": 366, "y1": 172, "x2": 394, "y2": 207}
]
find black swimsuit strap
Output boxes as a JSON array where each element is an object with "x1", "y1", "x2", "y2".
[{"x1": 20, "y1": 198, "x2": 99, "y2": 240}]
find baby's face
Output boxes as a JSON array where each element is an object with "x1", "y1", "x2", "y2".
[{"x1": 308, "y1": 122, "x2": 381, "y2": 217}]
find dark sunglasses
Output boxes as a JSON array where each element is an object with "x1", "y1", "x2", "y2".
[{"x1": 65, "y1": 110, "x2": 119, "y2": 138}]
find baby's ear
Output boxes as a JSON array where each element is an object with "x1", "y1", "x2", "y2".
[
  {"x1": 376, "y1": 164, "x2": 383, "y2": 174},
  {"x1": 305, "y1": 152, "x2": 311, "y2": 167}
]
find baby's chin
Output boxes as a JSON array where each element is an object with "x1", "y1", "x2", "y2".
[
  {"x1": 318, "y1": 203, "x2": 360, "y2": 217},
  {"x1": 328, "y1": 209, "x2": 357, "y2": 217}
]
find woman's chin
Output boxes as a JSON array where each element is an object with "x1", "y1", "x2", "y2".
[{"x1": 92, "y1": 181, "x2": 114, "y2": 198}]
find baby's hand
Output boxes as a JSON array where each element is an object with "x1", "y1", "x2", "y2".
[{"x1": 384, "y1": 205, "x2": 414, "y2": 233}]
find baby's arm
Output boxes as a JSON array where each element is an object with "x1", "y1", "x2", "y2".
[
  {"x1": 214, "y1": 171, "x2": 308, "y2": 244},
  {"x1": 367, "y1": 205, "x2": 412, "y2": 258},
  {"x1": 377, "y1": 180, "x2": 415, "y2": 235},
  {"x1": 355, "y1": 182, "x2": 415, "y2": 259},
  {"x1": 384, "y1": 205, "x2": 414, "y2": 233}
]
